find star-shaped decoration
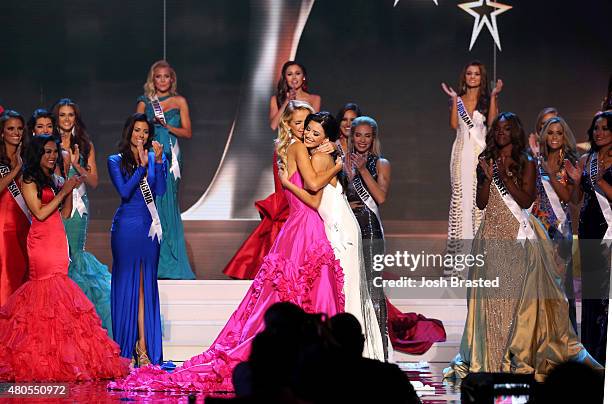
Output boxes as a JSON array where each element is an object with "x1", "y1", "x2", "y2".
[
  {"x1": 394, "y1": 0, "x2": 438, "y2": 6},
  {"x1": 458, "y1": 0, "x2": 512, "y2": 50}
]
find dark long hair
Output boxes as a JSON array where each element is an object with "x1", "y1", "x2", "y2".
[
  {"x1": 0, "y1": 110, "x2": 25, "y2": 167},
  {"x1": 457, "y1": 60, "x2": 490, "y2": 118},
  {"x1": 117, "y1": 113, "x2": 155, "y2": 175},
  {"x1": 479, "y1": 112, "x2": 528, "y2": 185},
  {"x1": 25, "y1": 108, "x2": 66, "y2": 177},
  {"x1": 587, "y1": 111, "x2": 612, "y2": 153},
  {"x1": 304, "y1": 111, "x2": 348, "y2": 192},
  {"x1": 23, "y1": 134, "x2": 60, "y2": 199},
  {"x1": 51, "y1": 98, "x2": 92, "y2": 168},
  {"x1": 336, "y1": 103, "x2": 362, "y2": 124},
  {"x1": 276, "y1": 61, "x2": 309, "y2": 108}
]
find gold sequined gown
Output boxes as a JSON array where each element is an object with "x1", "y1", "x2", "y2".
[{"x1": 444, "y1": 182, "x2": 602, "y2": 382}]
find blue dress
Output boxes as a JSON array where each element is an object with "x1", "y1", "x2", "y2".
[
  {"x1": 108, "y1": 152, "x2": 167, "y2": 365},
  {"x1": 137, "y1": 95, "x2": 195, "y2": 280},
  {"x1": 63, "y1": 158, "x2": 113, "y2": 338}
]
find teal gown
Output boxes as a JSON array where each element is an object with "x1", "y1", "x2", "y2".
[
  {"x1": 137, "y1": 95, "x2": 195, "y2": 280},
  {"x1": 63, "y1": 160, "x2": 113, "y2": 337}
]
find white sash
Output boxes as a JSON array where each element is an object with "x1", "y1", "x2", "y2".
[
  {"x1": 457, "y1": 97, "x2": 486, "y2": 150},
  {"x1": 538, "y1": 160, "x2": 569, "y2": 236},
  {"x1": 589, "y1": 154, "x2": 612, "y2": 245},
  {"x1": 352, "y1": 164, "x2": 384, "y2": 237},
  {"x1": 71, "y1": 182, "x2": 87, "y2": 217},
  {"x1": 149, "y1": 95, "x2": 167, "y2": 125},
  {"x1": 139, "y1": 176, "x2": 163, "y2": 243},
  {"x1": 150, "y1": 95, "x2": 181, "y2": 180},
  {"x1": 492, "y1": 161, "x2": 536, "y2": 244},
  {"x1": 0, "y1": 165, "x2": 31, "y2": 222}
]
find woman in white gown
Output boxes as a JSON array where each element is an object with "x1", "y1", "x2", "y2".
[
  {"x1": 441, "y1": 61, "x2": 502, "y2": 275},
  {"x1": 281, "y1": 111, "x2": 385, "y2": 361}
]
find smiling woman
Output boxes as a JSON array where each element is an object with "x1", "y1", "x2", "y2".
[
  {"x1": 0, "y1": 134, "x2": 129, "y2": 381},
  {"x1": 0, "y1": 111, "x2": 30, "y2": 306},
  {"x1": 50, "y1": 98, "x2": 113, "y2": 337},
  {"x1": 136, "y1": 60, "x2": 194, "y2": 280}
]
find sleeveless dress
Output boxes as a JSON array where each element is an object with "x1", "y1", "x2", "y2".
[
  {"x1": 138, "y1": 95, "x2": 195, "y2": 280},
  {"x1": 319, "y1": 180, "x2": 385, "y2": 361},
  {"x1": 579, "y1": 159, "x2": 612, "y2": 365},
  {"x1": 0, "y1": 186, "x2": 129, "y2": 381},
  {"x1": 108, "y1": 153, "x2": 167, "y2": 365},
  {"x1": 446, "y1": 100, "x2": 486, "y2": 268},
  {"x1": 347, "y1": 155, "x2": 447, "y2": 359},
  {"x1": 109, "y1": 171, "x2": 344, "y2": 392},
  {"x1": 445, "y1": 181, "x2": 601, "y2": 381},
  {"x1": 531, "y1": 162, "x2": 576, "y2": 332},
  {"x1": 0, "y1": 171, "x2": 29, "y2": 306},
  {"x1": 223, "y1": 150, "x2": 289, "y2": 279},
  {"x1": 63, "y1": 159, "x2": 113, "y2": 337}
]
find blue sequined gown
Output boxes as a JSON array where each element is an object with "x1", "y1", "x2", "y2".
[
  {"x1": 63, "y1": 158, "x2": 113, "y2": 338},
  {"x1": 137, "y1": 95, "x2": 195, "y2": 280},
  {"x1": 108, "y1": 152, "x2": 167, "y2": 365}
]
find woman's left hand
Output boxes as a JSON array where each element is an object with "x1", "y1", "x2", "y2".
[
  {"x1": 351, "y1": 152, "x2": 367, "y2": 172},
  {"x1": 313, "y1": 140, "x2": 336, "y2": 155},
  {"x1": 152, "y1": 141, "x2": 164, "y2": 163},
  {"x1": 491, "y1": 79, "x2": 503, "y2": 97}
]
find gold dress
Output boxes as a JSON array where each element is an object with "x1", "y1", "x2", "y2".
[{"x1": 444, "y1": 182, "x2": 601, "y2": 382}]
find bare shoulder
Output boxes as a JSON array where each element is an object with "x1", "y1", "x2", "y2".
[
  {"x1": 174, "y1": 95, "x2": 188, "y2": 107},
  {"x1": 311, "y1": 151, "x2": 332, "y2": 164},
  {"x1": 377, "y1": 157, "x2": 391, "y2": 168}
]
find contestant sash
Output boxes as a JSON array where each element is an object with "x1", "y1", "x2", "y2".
[
  {"x1": 0, "y1": 165, "x2": 31, "y2": 222},
  {"x1": 150, "y1": 95, "x2": 181, "y2": 179},
  {"x1": 353, "y1": 168, "x2": 384, "y2": 237},
  {"x1": 150, "y1": 95, "x2": 166, "y2": 125},
  {"x1": 457, "y1": 97, "x2": 485, "y2": 149},
  {"x1": 589, "y1": 154, "x2": 612, "y2": 245},
  {"x1": 538, "y1": 161, "x2": 569, "y2": 236},
  {"x1": 492, "y1": 161, "x2": 536, "y2": 244},
  {"x1": 72, "y1": 182, "x2": 87, "y2": 217},
  {"x1": 140, "y1": 176, "x2": 163, "y2": 243}
]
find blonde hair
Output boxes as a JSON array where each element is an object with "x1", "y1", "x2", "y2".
[
  {"x1": 349, "y1": 116, "x2": 382, "y2": 156},
  {"x1": 144, "y1": 60, "x2": 178, "y2": 98},
  {"x1": 276, "y1": 100, "x2": 315, "y2": 170},
  {"x1": 538, "y1": 116, "x2": 578, "y2": 163}
]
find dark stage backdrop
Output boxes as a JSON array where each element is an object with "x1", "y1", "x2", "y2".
[{"x1": 1, "y1": 0, "x2": 610, "y2": 221}]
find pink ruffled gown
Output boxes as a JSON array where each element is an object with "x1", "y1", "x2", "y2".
[{"x1": 110, "y1": 171, "x2": 345, "y2": 392}]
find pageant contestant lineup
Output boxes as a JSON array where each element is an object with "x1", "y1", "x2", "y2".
[{"x1": 0, "y1": 60, "x2": 610, "y2": 390}]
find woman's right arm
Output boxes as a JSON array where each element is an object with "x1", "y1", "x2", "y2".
[
  {"x1": 269, "y1": 95, "x2": 288, "y2": 131},
  {"x1": 22, "y1": 179, "x2": 75, "y2": 221},
  {"x1": 136, "y1": 101, "x2": 145, "y2": 113},
  {"x1": 107, "y1": 155, "x2": 146, "y2": 200},
  {"x1": 293, "y1": 143, "x2": 342, "y2": 191},
  {"x1": 281, "y1": 176, "x2": 322, "y2": 209}
]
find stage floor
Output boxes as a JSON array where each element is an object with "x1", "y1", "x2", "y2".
[{"x1": 24, "y1": 363, "x2": 460, "y2": 403}]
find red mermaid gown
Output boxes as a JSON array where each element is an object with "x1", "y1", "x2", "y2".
[
  {"x1": 223, "y1": 152, "x2": 289, "y2": 279},
  {"x1": 0, "y1": 179, "x2": 29, "y2": 306},
  {"x1": 0, "y1": 187, "x2": 129, "y2": 381}
]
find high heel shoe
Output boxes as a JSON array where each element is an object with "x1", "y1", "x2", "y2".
[{"x1": 135, "y1": 342, "x2": 151, "y2": 367}]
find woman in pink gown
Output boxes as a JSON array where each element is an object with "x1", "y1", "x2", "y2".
[
  {"x1": 111, "y1": 103, "x2": 344, "y2": 392},
  {"x1": 0, "y1": 135, "x2": 129, "y2": 381}
]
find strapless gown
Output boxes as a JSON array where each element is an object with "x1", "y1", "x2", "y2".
[{"x1": 0, "y1": 186, "x2": 129, "y2": 381}]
